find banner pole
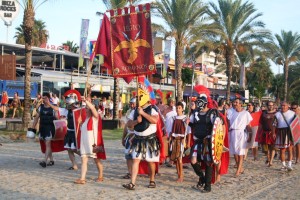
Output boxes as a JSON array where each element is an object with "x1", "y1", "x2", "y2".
[{"x1": 136, "y1": 76, "x2": 139, "y2": 107}]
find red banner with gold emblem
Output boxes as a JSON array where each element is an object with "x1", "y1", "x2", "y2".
[{"x1": 109, "y1": 3, "x2": 155, "y2": 77}]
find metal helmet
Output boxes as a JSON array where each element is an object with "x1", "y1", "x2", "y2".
[
  {"x1": 130, "y1": 97, "x2": 136, "y2": 103},
  {"x1": 65, "y1": 97, "x2": 79, "y2": 109},
  {"x1": 65, "y1": 97, "x2": 76, "y2": 105},
  {"x1": 195, "y1": 94, "x2": 208, "y2": 111}
]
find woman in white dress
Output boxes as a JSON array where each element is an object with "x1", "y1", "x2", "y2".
[{"x1": 74, "y1": 97, "x2": 104, "y2": 184}]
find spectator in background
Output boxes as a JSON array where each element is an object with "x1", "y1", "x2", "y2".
[
  {"x1": 217, "y1": 99, "x2": 226, "y2": 115},
  {"x1": 1, "y1": 91, "x2": 9, "y2": 118},
  {"x1": 52, "y1": 94, "x2": 59, "y2": 106},
  {"x1": 11, "y1": 92, "x2": 21, "y2": 118},
  {"x1": 244, "y1": 102, "x2": 261, "y2": 161},
  {"x1": 109, "y1": 99, "x2": 113, "y2": 119},
  {"x1": 60, "y1": 96, "x2": 66, "y2": 108},
  {"x1": 92, "y1": 95, "x2": 100, "y2": 108},
  {"x1": 32, "y1": 94, "x2": 42, "y2": 118},
  {"x1": 261, "y1": 104, "x2": 267, "y2": 111},
  {"x1": 255, "y1": 103, "x2": 261, "y2": 112},
  {"x1": 180, "y1": 98, "x2": 186, "y2": 111},
  {"x1": 98, "y1": 101, "x2": 105, "y2": 118},
  {"x1": 224, "y1": 102, "x2": 230, "y2": 111}
]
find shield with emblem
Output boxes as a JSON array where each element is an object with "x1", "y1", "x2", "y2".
[
  {"x1": 53, "y1": 120, "x2": 67, "y2": 141},
  {"x1": 290, "y1": 116, "x2": 300, "y2": 144},
  {"x1": 211, "y1": 117, "x2": 225, "y2": 164}
]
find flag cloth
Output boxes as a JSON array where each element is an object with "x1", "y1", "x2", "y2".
[
  {"x1": 138, "y1": 76, "x2": 156, "y2": 105},
  {"x1": 94, "y1": 14, "x2": 112, "y2": 70},
  {"x1": 78, "y1": 19, "x2": 89, "y2": 68},
  {"x1": 89, "y1": 40, "x2": 97, "y2": 61},
  {"x1": 163, "y1": 40, "x2": 172, "y2": 78},
  {"x1": 109, "y1": 4, "x2": 155, "y2": 77}
]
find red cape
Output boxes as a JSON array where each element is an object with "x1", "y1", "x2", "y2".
[
  {"x1": 40, "y1": 140, "x2": 65, "y2": 153},
  {"x1": 218, "y1": 112, "x2": 229, "y2": 175}
]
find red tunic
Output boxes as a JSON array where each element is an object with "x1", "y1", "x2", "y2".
[{"x1": 259, "y1": 111, "x2": 276, "y2": 144}]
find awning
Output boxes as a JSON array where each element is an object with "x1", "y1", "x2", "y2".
[{"x1": 183, "y1": 86, "x2": 245, "y2": 99}]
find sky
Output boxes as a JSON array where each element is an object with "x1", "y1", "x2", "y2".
[{"x1": 0, "y1": 0, "x2": 300, "y2": 74}]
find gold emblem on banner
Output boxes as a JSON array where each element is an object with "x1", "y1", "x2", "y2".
[{"x1": 114, "y1": 32, "x2": 151, "y2": 64}]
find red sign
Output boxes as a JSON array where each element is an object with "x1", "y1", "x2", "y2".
[{"x1": 110, "y1": 4, "x2": 155, "y2": 77}]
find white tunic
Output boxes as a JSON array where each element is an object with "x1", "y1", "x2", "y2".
[
  {"x1": 274, "y1": 110, "x2": 295, "y2": 148},
  {"x1": 228, "y1": 110, "x2": 252, "y2": 155},
  {"x1": 80, "y1": 117, "x2": 98, "y2": 158},
  {"x1": 128, "y1": 107, "x2": 160, "y2": 162}
]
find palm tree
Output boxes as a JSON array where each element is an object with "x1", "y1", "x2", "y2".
[
  {"x1": 154, "y1": 0, "x2": 206, "y2": 101},
  {"x1": 62, "y1": 40, "x2": 79, "y2": 53},
  {"x1": 271, "y1": 30, "x2": 300, "y2": 101},
  {"x1": 268, "y1": 74, "x2": 284, "y2": 104},
  {"x1": 18, "y1": 0, "x2": 49, "y2": 129},
  {"x1": 15, "y1": 19, "x2": 49, "y2": 47},
  {"x1": 102, "y1": 0, "x2": 141, "y2": 120},
  {"x1": 34, "y1": 19, "x2": 49, "y2": 46},
  {"x1": 206, "y1": 0, "x2": 271, "y2": 102},
  {"x1": 15, "y1": 26, "x2": 25, "y2": 44}
]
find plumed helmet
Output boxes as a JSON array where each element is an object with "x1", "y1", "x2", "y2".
[
  {"x1": 138, "y1": 84, "x2": 150, "y2": 107},
  {"x1": 130, "y1": 97, "x2": 136, "y2": 103},
  {"x1": 195, "y1": 94, "x2": 208, "y2": 111}
]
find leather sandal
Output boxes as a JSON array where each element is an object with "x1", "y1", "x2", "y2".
[
  {"x1": 47, "y1": 161, "x2": 54, "y2": 166},
  {"x1": 39, "y1": 161, "x2": 46, "y2": 168},
  {"x1": 123, "y1": 182, "x2": 135, "y2": 190},
  {"x1": 148, "y1": 181, "x2": 156, "y2": 188},
  {"x1": 122, "y1": 173, "x2": 131, "y2": 179},
  {"x1": 74, "y1": 179, "x2": 86, "y2": 184},
  {"x1": 95, "y1": 177, "x2": 104, "y2": 182}
]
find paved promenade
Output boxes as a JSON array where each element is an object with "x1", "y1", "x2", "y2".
[{"x1": 0, "y1": 138, "x2": 299, "y2": 200}]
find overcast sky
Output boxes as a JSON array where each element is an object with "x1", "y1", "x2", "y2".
[{"x1": 0, "y1": 0, "x2": 299, "y2": 73}]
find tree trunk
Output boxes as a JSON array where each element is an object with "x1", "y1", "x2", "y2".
[
  {"x1": 22, "y1": 7, "x2": 35, "y2": 130},
  {"x1": 225, "y1": 46, "x2": 234, "y2": 103},
  {"x1": 283, "y1": 63, "x2": 288, "y2": 101},
  {"x1": 239, "y1": 63, "x2": 245, "y2": 89},
  {"x1": 175, "y1": 43, "x2": 184, "y2": 102},
  {"x1": 113, "y1": 78, "x2": 119, "y2": 120}
]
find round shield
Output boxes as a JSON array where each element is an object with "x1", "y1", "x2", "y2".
[{"x1": 211, "y1": 117, "x2": 225, "y2": 164}]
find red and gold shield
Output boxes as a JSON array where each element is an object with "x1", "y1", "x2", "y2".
[
  {"x1": 291, "y1": 116, "x2": 300, "y2": 144},
  {"x1": 211, "y1": 117, "x2": 225, "y2": 164}
]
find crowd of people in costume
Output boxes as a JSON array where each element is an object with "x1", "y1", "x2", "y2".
[{"x1": 29, "y1": 84, "x2": 300, "y2": 193}]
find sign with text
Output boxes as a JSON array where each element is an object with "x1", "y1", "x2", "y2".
[
  {"x1": 110, "y1": 3, "x2": 155, "y2": 77},
  {"x1": 0, "y1": 0, "x2": 20, "y2": 23},
  {"x1": 0, "y1": 55, "x2": 16, "y2": 80}
]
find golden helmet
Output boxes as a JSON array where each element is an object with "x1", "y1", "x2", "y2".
[{"x1": 137, "y1": 83, "x2": 150, "y2": 107}]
